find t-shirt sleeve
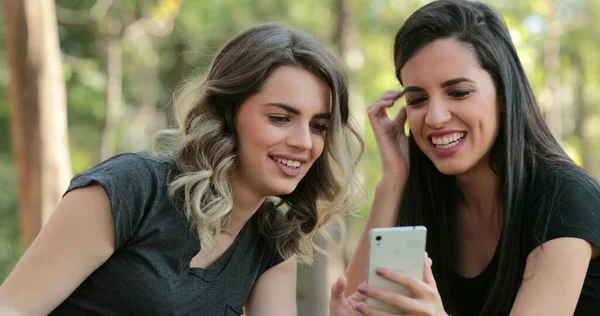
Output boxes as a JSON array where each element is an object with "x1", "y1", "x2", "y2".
[
  {"x1": 544, "y1": 176, "x2": 600, "y2": 248},
  {"x1": 257, "y1": 242, "x2": 285, "y2": 277},
  {"x1": 65, "y1": 152, "x2": 156, "y2": 250},
  {"x1": 266, "y1": 248, "x2": 285, "y2": 270}
]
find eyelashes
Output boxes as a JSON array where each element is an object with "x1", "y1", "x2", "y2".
[
  {"x1": 268, "y1": 115, "x2": 328, "y2": 134},
  {"x1": 448, "y1": 90, "x2": 471, "y2": 98},
  {"x1": 310, "y1": 123, "x2": 328, "y2": 133},
  {"x1": 406, "y1": 96, "x2": 428, "y2": 106},
  {"x1": 268, "y1": 115, "x2": 290, "y2": 124},
  {"x1": 406, "y1": 89, "x2": 472, "y2": 107}
]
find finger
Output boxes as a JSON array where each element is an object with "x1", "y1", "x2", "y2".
[
  {"x1": 367, "y1": 91, "x2": 405, "y2": 116},
  {"x1": 329, "y1": 275, "x2": 347, "y2": 309},
  {"x1": 423, "y1": 253, "x2": 437, "y2": 290},
  {"x1": 379, "y1": 90, "x2": 405, "y2": 101},
  {"x1": 355, "y1": 302, "x2": 398, "y2": 316},
  {"x1": 350, "y1": 282, "x2": 368, "y2": 302},
  {"x1": 359, "y1": 284, "x2": 426, "y2": 315},
  {"x1": 367, "y1": 99, "x2": 394, "y2": 118},
  {"x1": 374, "y1": 267, "x2": 427, "y2": 298},
  {"x1": 393, "y1": 106, "x2": 408, "y2": 136}
]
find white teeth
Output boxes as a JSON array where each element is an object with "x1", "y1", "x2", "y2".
[
  {"x1": 273, "y1": 157, "x2": 301, "y2": 168},
  {"x1": 436, "y1": 142, "x2": 457, "y2": 149},
  {"x1": 431, "y1": 132, "x2": 465, "y2": 148}
]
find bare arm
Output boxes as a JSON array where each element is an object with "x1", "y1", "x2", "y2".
[
  {"x1": 344, "y1": 180, "x2": 404, "y2": 297},
  {"x1": 244, "y1": 255, "x2": 297, "y2": 316},
  {"x1": 344, "y1": 92, "x2": 409, "y2": 297},
  {"x1": 510, "y1": 237, "x2": 600, "y2": 315},
  {"x1": 0, "y1": 184, "x2": 115, "y2": 315}
]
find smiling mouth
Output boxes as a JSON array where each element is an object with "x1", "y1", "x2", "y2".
[
  {"x1": 270, "y1": 156, "x2": 302, "y2": 169},
  {"x1": 431, "y1": 132, "x2": 466, "y2": 149}
]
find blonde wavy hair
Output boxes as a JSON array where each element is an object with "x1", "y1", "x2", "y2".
[{"x1": 156, "y1": 23, "x2": 364, "y2": 263}]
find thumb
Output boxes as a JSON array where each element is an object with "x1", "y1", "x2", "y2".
[
  {"x1": 423, "y1": 252, "x2": 437, "y2": 290},
  {"x1": 394, "y1": 106, "x2": 408, "y2": 133},
  {"x1": 330, "y1": 275, "x2": 347, "y2": 308}
]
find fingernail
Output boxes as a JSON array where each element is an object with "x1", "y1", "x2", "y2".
[
  {"x1": 376, "y1": 267, "x2": 386, "y2": 275},
  {"x1": 355, "y1": 303, "x2": 365, "y2": 312},
  {"x1": 428, "y1": 258, "x2": 433, "y2": 266},
  {"x1": 358, "y1": 284, "x2": 368, "y2": 294}
]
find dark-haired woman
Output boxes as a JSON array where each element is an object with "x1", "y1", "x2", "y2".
[{"x1": 330, "y1": 1, "x2": 600, "y2": 315}]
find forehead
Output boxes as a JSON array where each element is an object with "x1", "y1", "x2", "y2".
[
  {"x1": 400, "y1": 39, "x2": 483, "y2": 86},
  {"x1": 254, "y1": 65, "x2": 331, "y2": 113}
]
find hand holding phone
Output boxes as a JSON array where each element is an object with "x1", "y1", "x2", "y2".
[{"x1": 366, "y1": 226, "x2": 427, "y2": 314}]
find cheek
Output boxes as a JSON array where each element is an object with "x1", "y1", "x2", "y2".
[
  {"x1": 312, "y1": 136, "x2": 326, "y2": 159},
  {"x1": 236, "y1": 138, "x2": 253, "y2": 164},
  {"x1": 479, "y1": 103, "x2": 499, "y2": 141},
  {"x1": 406, "y1": 110, "x2": 423, "y2": 136},
  {"x1": 237, "y1": 133, "x2": 268, "y2": 159}
]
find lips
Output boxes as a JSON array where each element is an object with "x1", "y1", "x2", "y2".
[
  {"x1": 271, "y1": 156, "x2": 302, "y2": 168},
  {"x1": 431, "y1": 131, "x2": 465, "y2": 148},
  {"x1": 270, "y1": 156, "x2": 302, "y2": 177},
  {"x1": 428, "y1": 133, "x2": 467, "y2": 157}
]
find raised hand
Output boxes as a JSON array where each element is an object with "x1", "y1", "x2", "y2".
[
  {"x1": 329, "y1": 275, "x2": 367, "y2": 316},
  {"x1": 366, "y1": 91, "x2": 410, "y2": 183}
]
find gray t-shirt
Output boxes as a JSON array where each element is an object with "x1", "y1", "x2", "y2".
[{"x1": 50, "y1": 152, "x2": 284, "y2": 316}]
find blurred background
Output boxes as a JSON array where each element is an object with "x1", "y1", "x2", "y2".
[{"x1": 1, "y1": 0, "x2": 599, "y2": 314}]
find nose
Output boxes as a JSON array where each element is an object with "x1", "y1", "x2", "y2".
[
  {"x1": 287, "y1": 124, "x2": 312, "y2": 150},
  {"x1": 424, "y1": 96, "x2": 451, "y2": 128}
]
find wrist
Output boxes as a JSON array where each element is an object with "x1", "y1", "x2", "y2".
[
  {"x1": 376, "y1": 178, "x2": 406, "y2": 193},
  {"x1": 366, "y1": 180, "x2": 405, "y2": 227}
]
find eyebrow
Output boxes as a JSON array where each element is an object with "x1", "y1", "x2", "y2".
[
  {"x1": 403, "y1": 77, "x2": 476, "y2": 92},
  {"x1": 264, "y1": 102, "x2": 331, "y2": 119}
]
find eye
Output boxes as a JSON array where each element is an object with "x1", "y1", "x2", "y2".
[
  {"x1": 268, "y1": 115, "x2": 290, "y2": 124},
  {"x1": 448, "y1": 90, "x2": 471, "y2": 98},
  {"x1": 310, "y1": 122, "x2": 328, "y2": 134},
  {"x1": 406, "y1": 96, "x2": 428, "y2": 107}
]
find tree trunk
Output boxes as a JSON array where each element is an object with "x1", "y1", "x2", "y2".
[
  {"x1": 544, "y1": 0, "x2": 562, "y2": 144},
  {"x1": 100, "y1": 2, "x2": 123, "y2": 160},
  {"x1": 3, "y1": 0, "x2": 72, "y2": 248},
  {"x1": 301, "y1": 0, "x2": 361, "y2": 314},
  {"x1": 303, "y1": 235, "x2": 333, "y2": 316},
  {"x1": 333, "y1": 0, "x2": 352, "y2": 58},
  {"x1": 333, "y1": 0, "x2": 365, "y2": 267},
  {"x1": 165, "y1": 39, "x2": 188, "y2": 127}
]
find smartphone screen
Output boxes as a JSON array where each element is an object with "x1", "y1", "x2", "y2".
[{"x1": 366, "y1": 226, "x2": 427, "y2": 314}]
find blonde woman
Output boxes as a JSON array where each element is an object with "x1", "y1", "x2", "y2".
[{"x1": 0, "y1": 23, "x2": 363, "y2": 316}]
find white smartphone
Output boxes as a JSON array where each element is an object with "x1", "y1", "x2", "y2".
[{"x1": 366, "y1": 226, "x2": 427, "y2": 314}]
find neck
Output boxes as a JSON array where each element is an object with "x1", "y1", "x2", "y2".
[
  {"x1": 456, "y1": 161, "x2": 499, "y2": 222},
  {"x1": 227, "y1": 173, "x2": 266, "y2": 234}
]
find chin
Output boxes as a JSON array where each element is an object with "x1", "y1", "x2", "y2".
[
  {"x1": 431, "y1": 161, "x2": 469, "y2": 176},
  {"x1": 267, "y1": 183, "x2": 300, "y2": 197}
]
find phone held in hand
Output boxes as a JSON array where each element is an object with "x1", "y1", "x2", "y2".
[{"x1": 366, "y1": 226, "x2": 427, "y2": 314}]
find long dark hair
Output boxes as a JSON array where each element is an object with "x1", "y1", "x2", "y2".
[{"x1": 393, "y1": 1, "x2": 597, "y2": 315}]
